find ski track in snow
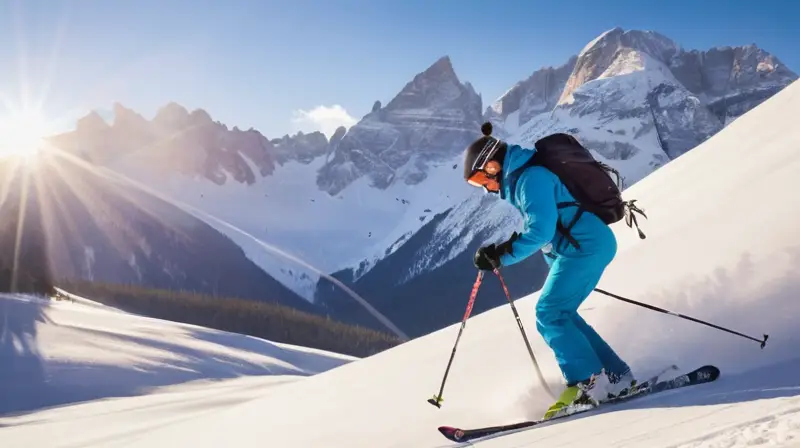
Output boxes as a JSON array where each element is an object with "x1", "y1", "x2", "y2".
[{"x1": 1, "y1": 82, "x2": 799, "y2": 447}]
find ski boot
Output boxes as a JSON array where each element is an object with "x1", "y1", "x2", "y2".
[
  {"x1": 605, "y1": 369, "x2": 638, "y2": 400},
  {"x1": 542, "y1": 372, "x2": 609, "y2": 420}
]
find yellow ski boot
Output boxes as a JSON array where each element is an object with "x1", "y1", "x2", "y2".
[{"x1": 542, "y1": 375, "x2": 603, "y2": 420}]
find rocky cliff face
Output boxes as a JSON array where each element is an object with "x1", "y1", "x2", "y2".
[
  {"x1": 485, "y1": 56, "x2": 578, "y2": 135},
  {"x1": 48, "y1": 102, "x2": 331, "y2": 187},
  {"x1": 668, "y1": 44, "x2": 797, "y2": 125},
  {"x1": 316, "y1": 56, "x2": 484, "y2": 195},
  {"x1": 558, "y1": 28, "x2": 682, "y2": 105}
]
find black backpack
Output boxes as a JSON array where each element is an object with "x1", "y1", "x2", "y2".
[{"x1": 506, "y1": 132, "x2": 647, "y2": 250}]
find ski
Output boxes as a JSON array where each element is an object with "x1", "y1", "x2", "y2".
[{"x1": 437, "y1": 364, "x2": 720, "y2": 443}]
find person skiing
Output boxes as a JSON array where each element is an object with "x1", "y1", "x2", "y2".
[{"x1": 462, "y1": 122, "x2": 637, "y2": 420}]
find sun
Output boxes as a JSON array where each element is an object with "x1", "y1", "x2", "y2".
[{"x1": 0, "y1": 109, "x2": 49, "y2": 160}]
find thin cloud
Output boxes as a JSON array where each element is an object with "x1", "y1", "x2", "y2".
[{"x1": 291, "y1": 104, "x2": 357, "y2": 138}]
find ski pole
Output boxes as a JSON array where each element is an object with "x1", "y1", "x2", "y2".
[
  {"x1": 492, "y1": 266, "x2": 557, "y2": 401},
  {"x1": 593, "y1": 288, "x2": 769, "y2": 348},
  {"x1": 428, "y1": 270, "x2": 485, "y2": 408}
]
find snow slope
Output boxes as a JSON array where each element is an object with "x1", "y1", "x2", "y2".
[
  {"x1": 2, "y1": 78, "x2": 799, "y2": 447},
  {"x1": 112, "y1": 145, "x2": 474, "y2": 302},
  {"x1": 0, "y1": 291, "x2": 355, "y2": 419}
]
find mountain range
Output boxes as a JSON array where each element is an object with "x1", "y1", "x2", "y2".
[{"x1": 43, "y1": 27, "x2": 797, "y2": 339}]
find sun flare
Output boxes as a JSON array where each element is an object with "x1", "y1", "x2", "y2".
[{"x1": 0, "y1": 109, "x2": 49, "y2": 160}]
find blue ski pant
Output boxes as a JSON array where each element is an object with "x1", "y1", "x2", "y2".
[{"x1": 536, "y1": 251, "x2": 630, "y2": 385}]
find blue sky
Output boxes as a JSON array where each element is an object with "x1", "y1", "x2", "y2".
[{"x1": 0, "y1": 0, "x2": 796, "y2": 139}]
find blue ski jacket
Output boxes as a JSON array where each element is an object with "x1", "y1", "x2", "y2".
[{"x1": 497, "y1": 143, "x2": 618, "y2": 267}]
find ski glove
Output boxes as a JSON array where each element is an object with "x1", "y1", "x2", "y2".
[
  {"x1": 473, "y1": 232, "x2": 519, "y2": 271},
  {"x1": 474, "y1": 244, "x2": 500, "y2": 271}
]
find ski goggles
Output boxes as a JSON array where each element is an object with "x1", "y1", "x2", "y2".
[
  {"x1": 467, "y1": 169, "x2": 502, "y2": 195},
  {"x1": 467, "y1": 170, "x2": 496, "y2": 188}
]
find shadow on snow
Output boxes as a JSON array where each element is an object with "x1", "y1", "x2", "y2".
[{"x1": 0, "y1": 295, "x2": 350, "y2": 417}]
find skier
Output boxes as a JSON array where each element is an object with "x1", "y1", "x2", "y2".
[{"x1": 462, "y1": 122, "x2": 637, "y2": 420}]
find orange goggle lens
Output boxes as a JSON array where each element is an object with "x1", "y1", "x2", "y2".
[{"x1": 467, "y1": 171, "x2": 496, "y2": 188}]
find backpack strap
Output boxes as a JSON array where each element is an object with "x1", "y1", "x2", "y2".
[
  {"x1": 555, "y1": 202, "x2": 583, "y2": 251},
  {"x1": 505, "y1": 155, "x2": 584, "y2": 251},
  {"x1": 554, "y1": 161, "x2": 621, "y2": 250}
]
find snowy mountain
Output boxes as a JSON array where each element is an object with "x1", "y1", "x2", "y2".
[
  {"x1": 485, "y1": 55, "x2": 579, "y2": 136},
  {"x1": 318, "y1": 55, "x2": 483, "y2": 195},
  {"x1": 316, "y1": 29, "x2": 797, "y2": 336},
  {"x1": 4, "y1": 79, "x2": 800, "y2": 446},
  {"x1": 47, "y1": 56, "x2": 483, "y2": 307},
  {"x1": 48, "y1": 103, "x2": 337, "y2": 301},
  {"x1": 490, "y1": 28, "x2": 797, "y2": 182}
]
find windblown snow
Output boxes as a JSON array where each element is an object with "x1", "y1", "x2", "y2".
[{"x1": 3, "y1": 80, "x2": 800, "y2": 447}]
